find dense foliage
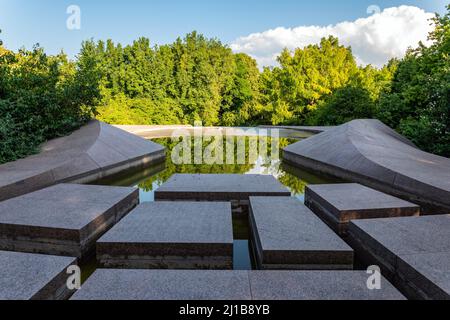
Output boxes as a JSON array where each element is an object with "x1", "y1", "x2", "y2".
[
  {"x1": 88, "y1": 33, "x2": 261, "y2": 126},
  {"x1": 377, "y1": 8, "x2": 450, "y2": 156},
  {"x1": 86, "y1": 34, "x2": 394, "y2": 128},
  {"x1": 0, "y1": 44, "x2": 101, "y2": 163},
  {"x1": 0, "y1": 6, "x2": 448, "y2": 163}
]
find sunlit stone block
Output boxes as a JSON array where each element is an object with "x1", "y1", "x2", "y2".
[
  {"x1": 0, "y1": 184, "x2": 139, "y2": 258},
  {"x1": 249, "y1": 196, "x2": 353, "y2": 270},
  {"x1": 348, "y1": 215, "x2": 450, "y2": 299},
  {"x1": 155, "y1": 174, "x2": 291, "y2": 213}
]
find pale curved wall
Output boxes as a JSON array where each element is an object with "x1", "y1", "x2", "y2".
[{"x1": 283, "y1": 119, "x2": 450, "y2": 213}]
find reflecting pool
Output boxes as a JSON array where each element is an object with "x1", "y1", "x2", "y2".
[{"x1": 93, "y1": 130, "x2": 333, "y2": 270}]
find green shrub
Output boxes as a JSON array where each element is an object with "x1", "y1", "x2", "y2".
[
  {"x1": 377, "y1": 6, "x2": 450, "y2": 157},
  {"x1": 308, "y1": 85, "x2": 376, "y2": 125},
  {"x1": 0, "y1": 45, "x2": 100, "y2": 164}
]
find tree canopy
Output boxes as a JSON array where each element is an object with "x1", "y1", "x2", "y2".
[
  {"x1": 377, "y1": 6, "x2": 450, "y2": 156},
  {"x1": 0, "y1": 45, "x2": 100, "y2": 163},
  {"x1": 0, "y1": 5, "x2": 449, "y2": 164},
  {"x1": 90, "y1": 32, "x2": 261, "y2": 126}
]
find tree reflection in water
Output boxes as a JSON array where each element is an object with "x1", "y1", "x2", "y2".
[{"x1": 130, "y1": 136, "x2": 332, "y2": 199}]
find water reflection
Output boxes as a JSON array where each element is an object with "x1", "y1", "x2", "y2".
[
  {"x1": 100, "y1": 137, "x2": 328, "y2": 196},
  {"x1": 93, "y1": 134, "x2": 333, "y2": 270}
]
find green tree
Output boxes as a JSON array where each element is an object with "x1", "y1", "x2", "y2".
[
  {"x1": 378, "y1": 5, "x2": 450, "y2": 156},
  {"x1": 88, "y1": 32, "x2": 260, "y2": 127},
  {"x1": 0, "y1": 44, "x2": 100, "y2": 163},
  {"x1": 261, "y1": 36, "x2": 359, "y2": 125},
  {"x1": 221, "y1": 53, "x2": 261, "y2": 125},
  {"x1": 309, "y1": 85, "x2": 376, "y2": 125},
  {"x1": 171, "y1": 32, "x2": 236, "y2": 125},
  {"x1": 4, "y1": 16, "x2": 450, "y2": 165},
  {"x1": 353, "y1": 60, "x2": 398, "y2": 100}
]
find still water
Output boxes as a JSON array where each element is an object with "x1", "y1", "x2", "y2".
[{"x1": 94, "y1": 131, "x2": 332, "y2": 270}]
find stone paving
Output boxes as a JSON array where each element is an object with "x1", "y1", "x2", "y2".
[
  {"x1": 71, "y1": 269, "x2": 405, "y2": 300},
  {"x1": 0, "y1": 184, "x2": 139, "y2": 258},
  {"x1": 97, "y1": 202, "x2": 233, "y2": 269},
  {"x1": 305, "y1": 183, "x2": 420, "y2": 235},
  {"x1": 249, "y1": 197, "x2": 353, "y2": 269},
  {"x1": 0, "y1": 250, "x2": 76, "y2": 300},
  {"x1": 0, "y1": 121, "x2": 165, "y2": 202},
  {"x1": 348, "y1": 215, "x2": 450, "y2": 299},
  {"x1": 1, "y1": 120, "x2": 449, "y2": 300}
]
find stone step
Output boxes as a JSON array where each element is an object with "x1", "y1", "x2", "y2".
[
  {"x1": 0, "y1": 183, "x2": 138, "y2": 258},
  {"x1": 96, "y1": 201, "x2": 233, "y2": 269},
  {"x1": 154, "y1": 174, "x2": 291, "y2": 213},
  {"x1": 347, "y1": 215, "x2": 450, "y2": 300},
  {"x1": 71, "y1": 269, "x2": 405, "y2": 300},
  {"x1": 0, "y1": 250, "x2": 76, "y2": 300},
  {"x1": 249, "y1": 197, "x2": 353, "y2": 270},
  {"x1": 305, "y1": 183, "x2": 420, "y2": 235}
]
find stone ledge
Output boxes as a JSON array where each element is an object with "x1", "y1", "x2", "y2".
[
  {"x1": 283, "y1": 119, "x2": 450, "y2": 213},
  {"x1": 116, "y1": 124, "x2": 320, "y2": 139},
  {"x1": 0, "y1": 121, "x2": 165, "y2": 201},
  {"x1": 347, "y1": 215, "x2": 450, "y2": 300},
  {"x1": 96, "y1": 201, "x2": 233, "y2": 269},
  {"x1": 71, "y1": 269, "x2": 405, "y2": 300},
  {"x1": 155, "y1": 174, "x2": 291, "y2": 215},
  {"x1": 0, "y1": 184, "x2": 139, "y2": 258},
  {"x1": 259, "y1": 125, "x2": 334, "y2": 134}
]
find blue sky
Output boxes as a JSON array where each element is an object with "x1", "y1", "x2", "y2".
[{"x1": 0, "y1": 0, "x2": 447, "y2": 66}]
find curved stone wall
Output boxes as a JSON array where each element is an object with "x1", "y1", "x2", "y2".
[
  {"x1": 0, "y1": 121, "x2": 165, "y2": 201},
  {"x1": 114, "y1": 125, "x2": 318, "y2": 139},
  {"x1": 258, "y1": 125, "x2": 334, "y2": 134},
  {"x1": 283, "y1": 119, "x2": 450, "y2": 213}
]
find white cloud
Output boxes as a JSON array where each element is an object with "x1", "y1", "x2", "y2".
[{"x1": 230, "y1": 5, "x2": 435, "y2": 68}]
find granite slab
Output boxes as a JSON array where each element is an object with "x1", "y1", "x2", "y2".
[
  {"x1": 283, "y1": 119, "x2": 450, "y2": 214},
  {"x1": 305, "y1": 183, "x2": 420, "y2": 234},
  {"x1": 97, "y1": 201, "x2": 233, "y2": 269},
  {"x1": 0, "y1": 184, "x2": 139, "y2": 258},
  {"x1": 71, "y1": 269, "x2": 405, "y2": 300},
  {"x1": 348, "y1": 215, "x2": 450, "y2": 299},
  {"x1": 249, "y1": 196, "x2": 353, "y2": 269}
]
